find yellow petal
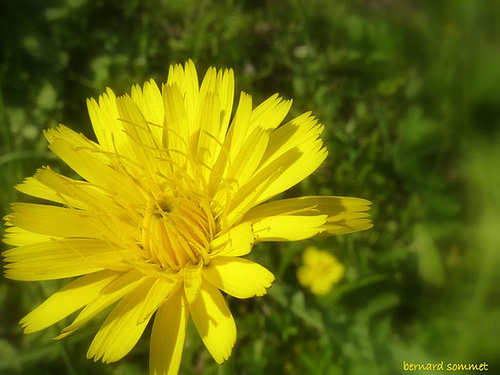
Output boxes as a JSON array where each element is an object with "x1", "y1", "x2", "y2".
[
  {"x1": 249, "y1": 93, "x2": 291, "y2": 132},
  {"x1": 55, "y1": 269, "x2": 145, "y2": 339},
  {"x1": 32, "y1": 168, "x2": 142, "y2": 247},
  {"x1": 196, "y1": 92, "x2": 221, "y2": 179},
  {"x1": 87, "y1": 277, "x2": 157, "y2": 363},
  {"x1": 225, "y1": 112, "x2": 327, "y2": 207},
  {"x1": 211, "y1": 93, "x2": 291, "y2": 204},
  {"x1": 251, "y1": 215, "x2": 328, "y2": 241},
  {"x1": 209, "y1": 222, "x2": 255, "y2": 257},
  {"x1": 215, "y1": 68, "x2": 235, "y2": 137},
  {"x1": 255, "y1": 140, "x2": 328, "y2": 204},
  {"x1": 3, "y1": 239, "x2": 133, "y2": 281},
  {"x1": 137, "y1": 277, "x2": 179, "y2": 324},
  {"x1": 224, "y1": 91, "x2": 253, "y2": 163},
  {"x1": 208, "y1": 107, "x2": 267, "y2": 197},
  {"x1": 224, "y1": 155, "x2": 288, "y2": 226},
  {"x1": 46, "y1": 126, "x2": 143, "y2": 205},
  {"x1": 86, "y1": 88, "x2": 136, "y2": 161},
  {"x1": 34, "y1": 168, "x2": 120, "y2": 213},
  {"x1": 115, "y1": 94, "x2": 159, "y2": 173},
  {"x1": 3, "y1": 226, "x2": 56, "y2": 247},
  {"x1": 16, "y1": 176, "x2": 86, "y2": 209},
  {"x1": 190, "y1": 67, "x2": 235, "y2": 181},
  {"x1": 243, "y1": 196, "x2": 373, "y2": 237},
  {"x1": 150, "y1": 291, "x2": 189, "y2": 375},
  {"x1": 203, "y1": 257, "x2": 275, "y2": 299},
  {"x1": 162, "y1": 83, "x2": 190, "y2": 167},
  {"x1": 188, "y1": 279, "x2": 236, "y2": 364},
  {"x1": 183, "y1": 262, "x2": 203, "y2": 305},
  {"x1": 224, "y1": 126, "x2": 269, "y2": 188},
  {"x1": 324, "y1": 213, "x2": 373, "y2": 235},
  {"x1": 20, "y1": 271, "x2": 120, "y2": 333},
  {"x1": 245, "y1": 195, "x2": 371, "y2": 220},
  {"x1": 130, "y1": 79, "x2": 164, "y2": 145},
  {"x1": 166, "y1": 60, "x2": 199, "y2": 136},
  {"x1": 261, "y1": 111, "x2": 323, "y2": 166},
  {"x1": 193, "y1": 66, "x2": 217, "y2": 136},
  {"x1": 28, "y1": 169, "x2": 142, "y2": 248},
  {"x1": 8, "y1": 203, "x2": 102, "y2": 238}
]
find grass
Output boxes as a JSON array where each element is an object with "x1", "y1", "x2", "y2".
[{"x1": 1, "y1": 0, "x2": 499, "y2": 374}]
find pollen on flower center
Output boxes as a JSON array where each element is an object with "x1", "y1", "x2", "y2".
[{"x1": 141, "y1": 195, "x2": 216, "y2": 271}]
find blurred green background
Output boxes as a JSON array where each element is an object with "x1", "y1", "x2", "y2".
[{"x1": 1, "y1": 0, "x2": 499, "y2": 374}]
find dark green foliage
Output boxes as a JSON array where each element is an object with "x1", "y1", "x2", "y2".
[{"x1": 1, "y1": 0, "x2": 499, "y2": 373}]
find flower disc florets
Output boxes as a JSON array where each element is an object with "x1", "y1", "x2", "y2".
[{"x1": 141, "y1": 193, "x2": 215, "y2": 270}]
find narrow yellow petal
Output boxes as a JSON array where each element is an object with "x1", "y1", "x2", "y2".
[
  {"x1": 9, "y1": 203, "x2": 101, "y2": 238},
  {"x1": 86, "y1": 88, "x2": 136, "y2": 161},
  {"x1": 87, "y1": 278, "x2": 156, "y2": 363},
  {"x1": 217, "y1": 93, "x2": 290, "y2": 196},
  {"x1": 16, "y1": 176, "x2": 86, "y2": 209},
  {"x1": 34, "y1": 168, "x2": 134, "y2": 223},
  {"x1": 225, "y1": 126, "x2": 269, "y2": 187},
  {"x1": 196, "y1": 92, "x2": 221, "y2": 179},
  {"x1": 33, "y1": 168, "x2": 108, "y2": 209},
  {"x1": 255, "y1": 140, "x2": 328, "y2": 204},
  {"x1": 203, "y1": 257, "x2": 275, "y2": 299},
  {"x1": 87, "y1": 278, "x2": 154, "y2": 363},
  {"x1": 216, "y1": 68, "x2": 235, "y2": 137},
  {"x1": 242, "y1": 196, "x2": 373, "y2": 237},
  {"x1": 261, "y1": 111, "x2": 323, "y2": 166},
  {"x1": 20, "y1": 271, "x2": 120, "y2": 333},
  {"x1": 3, "y1": 239, "x2": 133, "y2": 281},
  {"x1": 249, "y1": 93, "x2": 292, "y2": 132},
  {"x1": 3, "y1": 226, "x2": 56, "y2": 247},
  {"x1": 55, "y1": 269, "x2": 146, "y2": 339},
  {"x1": 137, "y1": 277, "x2": 179, "y2": 325},
  {"x1": 208, "y1": 126, "x2": 269, "y2": 199},
  {"x1": 183, "y1": 262, "x2": 203, "y2": 305},
  {"x1": 46, "y1": 126, "x2": 143, "y2": 205},
  {"x1": 188, "y1": 279, "x2": 236, "y2": 364},
  {"x1": 130, "y1": 79, "x2": 164, "y2": 145},
  {"x1": 242, "y1": 195, "x2": 364, "y2": 219},
  {"x1": 150, "y1": 292, "x2": 189, "y2": 375},
  {"x1": 192, "y1": 66, "x2": 217, "y2": 136},
  {"x1": 162, "y1": 83, "x2": 190, "y2": 166},
  {"x1": 115, "y1": 94, "x2": 160, "y2": 173},
  {"x1": 211, "y1": 110, "x2": 324, "y2": 213},
  {"x1": 32, "y1": 169, "x2": 142, "y2": 248},
  {"x1": 225, "y1": 151, "x2": 299, "y2": 225},
  {"x1": 225, "y1": 91, "x2": 253, "y2": 162},
  {"x1": 166, "y1": 60, "x2": 200, "y2": 135},
  {"x1": 209, "y1": 222, "x2": 255, "y2": 257},
  {"x1": 251, "y1": 215, "x2": 328, "y2": 241}
]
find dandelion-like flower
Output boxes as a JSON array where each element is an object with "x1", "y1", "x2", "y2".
[
  {"x1": 3, "y1": 60, "x2": 372, "y2": 374},
  {"x1": 297, "y1": 246, "x2": 345, "y2": 295}
]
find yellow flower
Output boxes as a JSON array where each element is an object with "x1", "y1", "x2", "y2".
[
  {"x1": 297, "y1": 246, "x2": 345, "y2": 295},
  {"x1": 2, "y1": 60, "x2": 372, "y2": 374}
]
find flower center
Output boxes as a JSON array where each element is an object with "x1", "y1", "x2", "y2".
[{"x1": 141, "y1": 196, "x2": 216, "y2": 271}]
